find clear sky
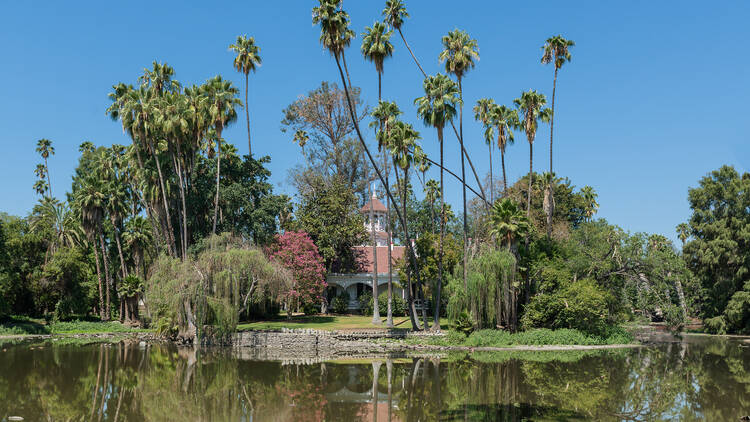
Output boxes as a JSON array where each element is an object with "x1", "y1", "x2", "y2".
[{"x1": 1, "y1": 1, "x2": 748, "y2": 243}]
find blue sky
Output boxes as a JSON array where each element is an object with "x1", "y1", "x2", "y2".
[{"x1": 1, "y1": 1, "x2": 748, "y2": 243}]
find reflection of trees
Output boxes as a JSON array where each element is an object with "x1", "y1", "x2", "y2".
[{"x1": 1, "y1": 338, "x2": 749, "y2": 421}]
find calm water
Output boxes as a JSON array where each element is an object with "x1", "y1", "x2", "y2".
[{"x1": 0, "y1": 335, "x2": 749, "y2": 421}]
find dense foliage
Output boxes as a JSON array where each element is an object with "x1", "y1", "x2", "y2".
[{"x1": 267, "y1": 231, "x2": 326, "y2": 312}]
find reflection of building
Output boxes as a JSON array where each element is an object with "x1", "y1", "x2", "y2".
[{"x1": 326, "y1": 192, "x2": 406, "y2": 310}]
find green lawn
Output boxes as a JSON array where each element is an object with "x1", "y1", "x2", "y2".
[
  {"x1": 237, "y1": 314, "x2": 450, "y2": 331},
  {"x1": 0, "y1": 316, "x2": 150, "y2": 336}
]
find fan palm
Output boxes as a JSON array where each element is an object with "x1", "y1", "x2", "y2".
[
  {"x1": 229, "y1": 35, "x2": 262, "y2": 156},
  {"x1": 541, "y1": 35, "x2": 574, "y2": 174},
  {"x1": 676, "y1": 223, "x2": 689, "y2": 248},
  {"x1": 580, "y1": 185, "x2": 599, "y2": 221},
  {"x1": 514, "y1": 90, "x2": 551, "y2": 216},
  {"x1": 74, "y1": 176, "x2": 108, "y2": 319},
  {"x1": 415, "y1": 73, "x2": 460, "y2": 329},
  {"x1": 202, "y1": 76, "x2": 240, "y2": 235},
  {"x1": 474, "y1": 98, "x2": 496, "y2": 202},
  {"x1": 425, "y1": 179, "x2": 440, "y2": 234},
  {"x1": 361, "y1": 21, "x2": 394, "y2": 100},
  {"x1": 439, "y1": 29, "x2": 479, "y2": 288},
  {"x1": 292, "y1": 129, "x2": 309, "y2": 157},
  {"x1": 33, "y1": 178, "x2": 48, "y2": 197},
  {"x1": 538, "y1": 172, "x2": 562, "y2": 237},
  {"x1": 490, "y1": 198, "x2": 530, "y2": 251},
  {"x1": 382, "y1": 0, "x2": 425, "y2": 76},
  {"x1": 35, "y1": 138, "x2": 54, "y2": 197},
  {"x1": 489, "y1": 105, "x2": 518, "y2": 196},
  {"x1": 124, "y1": 216, "x2": 152, "y2": 279}
]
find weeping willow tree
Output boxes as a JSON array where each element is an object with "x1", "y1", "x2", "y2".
[
  {"x1": 146, "y1": 233, "x2": 291, "y2": 343},
  {"x1": 448, "y1": 247, "x2": 518, "y2": 331}
]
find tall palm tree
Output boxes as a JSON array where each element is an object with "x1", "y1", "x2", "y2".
[
  {"x1": 229, "y1": 35, "x2": 262, "y2": 156},
  {"x1": 314, "y1": 0, "x2": 425, "y2": 331},
  {"x1": 361, "y1": 21, "x2": 394, "y2": 100},
  {"x1": 33, "y1": 178, "x2": 48, "y2": 197},
  {"x1": 75, "y1": 176, "x2": 107, "y2": 319},
  {"x1": 489, "y1": 105, "x2": 518, "y2": 196},
  {"x1": 202, "y1": 76, "x2": 240, "y2": 235},
  {"x1": 35, "y1": 138, "x2": 54, "y2": 198},
  {"x1": 541, "y1": 35, "x2": 574, "y2": 174},
  {"x1": 439, "y1": 29, "x2": 479, "y2": 288},
  {"x1": 370, "y1": 100, "x2": 401, "y2": 328},
  {"x1": 124, "y1": 216, "x2": 152, "y2": 280},
  {"x1": 415, "y1": 73, "x2": 460, "y2": 329},
  {"x1": 579, "y1": 185, "x2": 599, "y2": 221},
  {"x1": 425, "y1": 179, "x2": 440, "y2": 235},
  {"x1": 538, "y1": 172, "x2": 562, "y2": 237},
  {"x1": 514, "y1": 90, "x2": 551, "y2": 217},
  {"x1": 474, "y1": 98, "x2": 497, "y2": 203},
  {"x1": 382, "y1": 0, "x2": 425, "y2": 76},
  {"x1": 361, "y1": 21, "x2": 394, "y2": 325}
]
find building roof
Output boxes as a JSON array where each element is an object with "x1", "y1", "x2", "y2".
[
  {"x1": 352, "y1": 245, "x2": 405, "y2": 273},
  {"x1": 360, "y1": 192, "x2": 387, "y2": 214}
]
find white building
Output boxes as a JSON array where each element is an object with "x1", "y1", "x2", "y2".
[{"x1": 325, "y1": 192, "x2": 406, "y2": 310}]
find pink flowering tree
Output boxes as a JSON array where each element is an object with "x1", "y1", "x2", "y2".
[{"x1": 267, "y1": 231, "x2": 327, "y2": 313}]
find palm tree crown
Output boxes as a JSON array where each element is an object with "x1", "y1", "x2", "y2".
[
  {"x1": 312, "y1": 0, "x2": 355, "y2": 58},
  {"x1": 513, "y1": 90, "x2": 551, "y2": 144},
  {"x1": 361, "y1": 22, "x2": 394, "y2": 74},
  {"x1": 542, "y1": 35, "x2": 575, "y2": 70},
  {"x1": 438, "y1": 29, "x2": 479, "y2": 82},
  {"x1": 382, "y1": 0, "x2": 408, "y2": 30},
  {"x1": 229, "y1": 35, "x2": 262, "y2": 75},
  {"x1": 414, "y1": 74, "x2": 461, "y2": 132},
  {"x1": 490, "y1": 198, "x2": 531, "y2": 250}
]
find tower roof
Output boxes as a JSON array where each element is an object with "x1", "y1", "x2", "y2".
[{"x1": 361, "y1": 192, "x2": 387, "y2": 214}]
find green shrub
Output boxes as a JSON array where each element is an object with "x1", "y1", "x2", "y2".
[
  {"x1": 357, "y1": 291, "x2": 406, "y2": 317},
  {"x1": 444, "y1": 330, "x2": 467, "y2": 345},
  {"x1": 358, "y1": 292, "x2": 373, "y2": 315},
  {"x1": 331, "y1": 291, "x2": 350, "y2": 314},
  {"x1": 522, "y1": 279, "x2": 614, "y2": 336},
  {"x1": 704, "y1": 316, "x2": 727, "y2": 335},
  {"x1": 302, "y1": 302, "x2": 319, "y2": 315},
  {"x1": 453, "y1": 310, "x2": 474, "y2": 335}
]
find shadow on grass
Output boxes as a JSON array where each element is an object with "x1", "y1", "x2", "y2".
[{"x1": 0, "y1": 317, "x2": 50, "y2": 335}]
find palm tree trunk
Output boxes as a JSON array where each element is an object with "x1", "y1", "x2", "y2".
[
  {"x1": 173, "y1": 148, "x2": 189, "y2": 258},
  {"x1": 527, "y1": 142, "x2": 533, "y2": 216},
  {"x1": 458, "y1": 78, "x2": 468, "y2": 290},
  {"x1": 99, "y1": 232, "x2": 112, "y2": 320},
  {"x1": 147, "y1": 138, "x2": 177, "y2": 257},
  {"x1": 501, "y1": 145, "x2": 508, "y2": 197},
  {"x1": 398, "y1": 29, "x2": 426, "y2": 77},
  {"x1": 245, "y1": 71, "x2": 252, "y2": 156},
  {"x1": 550, "y1": 67, "x2": 558, "y2": 174},
  {"x1": 436, "y1": 127, "x2": 445, "y2": 330},
  {"x1": 385, "y1": 150, "x2": 394, "y2": 328},
  {"x1": 44, "y1": 157, "x2": 52, "y2": 199},
  {"x1": 93, "y1": 243, "x2": 104, "y2": 319},
  {"x1": 212, "y1": 127, "x2": 223, "y2": 235},
  {"x1": 489, "y1": 141, "x2": 493, "y2": 204},
  {"x1": 369, "y1": 183, "x2": 381, "y2": 325}
]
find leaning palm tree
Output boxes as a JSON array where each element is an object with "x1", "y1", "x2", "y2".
[
  {"x1": 202, "y1": 76, "x2": 240, "y2": 235},
  {"x1": 415, "y1": 73, "x2": 460, "y2": 329},
  {"x1": 35, "y1": 138, "x2": 54, "y2": 198},
  {"x1": 541, "y1": 35, "x2": 574, "y2": 174},
  {"x1": 514, "y1": 90, "x2": 551, "y2": 217},
  {"x1": 489, "y1": 105, "x2": 519, "y2": 196},
  {"x1": 382, "y1": 0, "x2": 425, "y2": 76},
  {"x1": 474, "y1": 98, "x2": 497, "y2": 202},
  {"x1": 439, "y1": 29, "x2": 479, "y2": 288},
  {"x1": 229, "y1": 35, "x2": 262, "y2": 156}
]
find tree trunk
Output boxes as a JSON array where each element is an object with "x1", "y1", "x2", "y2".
[
  {"x1": 435, "y1": 127, "x2": 445, "y2": 330},
  {"x1": 527, "y1": 141, "x2": 533, "y2": 216},
  {"x1": 44, "y1": 157, "x2": 52, "y2": 199},
  {"x1": 334, "y1": 51, "x2": 422, "y2": 330},
  {"x1": 550, "y1": 67, "x2": 558, "y2": 174},
  {"x1": 99, "y1": 232, "x2": 111, "y2": 320},
  {"x1": 398, "y1": 29, "x2": 426, "y2": 77},
  {"x1": 458, "y1": 78, "x2": 468, "y2": 290},
  {"x1": 675, "y1": 278, "x2": 688, "y2": 320},
  {"x1": 501, "y1": 144, "x2": 508, "y2": 197},
  {"x1": 212, "y1": 126, "x2": 223, "y2": 235},
  {"x1": 370, "y1": 183, "x2": 380, "y2": 325},
  {"x1": 93, "y1": 243, "x2": 104, "y2": 319},
  {"x1": 147, "y1": 138, "x2": 177, "y2": 257},
  {"x1": 245, "y1": 71, "x2": 252, "y2": 156},
  {"x1": 489, "y1": 140, "x2": 493, "y2": 204},
  {"x1": 385, "y1": 149, "x2": 394, "y2": 328}
]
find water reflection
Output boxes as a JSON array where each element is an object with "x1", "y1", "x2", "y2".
[{"x1": 0, "y1": 335, "x2": 748, "y2": 421}]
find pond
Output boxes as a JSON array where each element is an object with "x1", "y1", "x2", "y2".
[{"x1": 0, "y1": 335, "x2": 749, "y2": 421}]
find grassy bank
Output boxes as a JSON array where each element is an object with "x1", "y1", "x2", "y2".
[
  {"x1": 407, "y1": 327, "x2": 635, "y2": 348},
  {"x1": 0, "y1": 316, "x2": 149, "y2": 336},
  {"x1": 237, "y1": 314, "x2": 450, "y2": 331}
]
